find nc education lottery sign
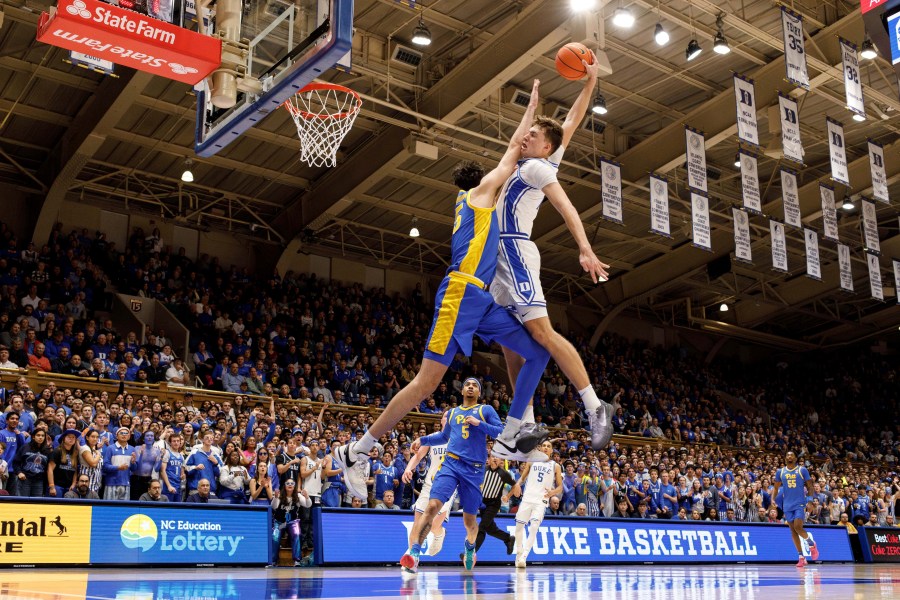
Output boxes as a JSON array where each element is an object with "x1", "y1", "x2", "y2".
[
  {"x1": 316, "y1": 509, "x2": 853, "y2": 565},
  {"x1": 36, "y1": 0, "x2": 220, "y2": 84}
]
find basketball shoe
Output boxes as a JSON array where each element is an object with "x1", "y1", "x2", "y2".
[{"x1": 333, "y1": 443, "x2": 369, "y2": 500}]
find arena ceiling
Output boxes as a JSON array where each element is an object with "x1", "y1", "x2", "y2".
[{"x1": 0, "y1": 0, "x2": 898, "y2": 349}]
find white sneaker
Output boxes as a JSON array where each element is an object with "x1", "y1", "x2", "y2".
[
  {"x1": 427, "y1": 532, "x2": 445, "y2": 556},
  {"x1": 333, "y1": 443, "x2": 369, "y2": 500},
  {"x1": 588, "y1": 402, "x2": 614, "y2": 449},
  {"x1": 515, "y1": 553, "x2": 526, "y2": 569}
]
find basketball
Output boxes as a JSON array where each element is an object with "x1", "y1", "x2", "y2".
[{"x1": 555, "y1": 42, "x2": 593, "y2": 80}]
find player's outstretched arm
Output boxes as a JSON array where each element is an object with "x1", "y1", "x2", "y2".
[
  {"x1": 561, "y1": 54, "x2": 600, "y2": 148},
  {"x1": 471, "y1": 79, "x2": 540, "y2": 202},
  {"x1": 543, "y1": 182, "x2": 610, "y2": 283}
]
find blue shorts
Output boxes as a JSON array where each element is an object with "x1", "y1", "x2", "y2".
[
  {"x1": 783, "y1": 506, "x2": 805, "y2": 522},
  {"x1": 425, "y1": 273, "x2": 547, "y2": 366},
  {"x1": 428, "y1": 454, "x2": 484, "y2": 515}
]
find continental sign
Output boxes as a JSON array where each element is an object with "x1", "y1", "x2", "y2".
[{"x1": 0, "y1": 502, "x2": 269, "y2": 567}]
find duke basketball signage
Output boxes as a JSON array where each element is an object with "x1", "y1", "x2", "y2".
[{"x1": 36, "y1": 0, "x2": 220, "y2": 84}]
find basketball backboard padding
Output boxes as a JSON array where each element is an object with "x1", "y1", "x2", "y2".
[{"x1": 194, "y1": 0, "x2": 353, "y2": 157}]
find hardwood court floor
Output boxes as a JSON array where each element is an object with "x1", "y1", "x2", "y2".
[{"x1": 2, "y1": 563, "x2": 899, "y2": 599}]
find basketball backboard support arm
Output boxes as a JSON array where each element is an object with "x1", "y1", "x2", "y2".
[{"x1": 194, "y1": 0, "x2": 353, "y2": 157}]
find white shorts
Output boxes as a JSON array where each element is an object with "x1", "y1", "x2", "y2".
[
  {"x1": 492, "y1": 236, "x2": 547, "y2": 322},
  {"x1": 516, "y1": 500, "x2": 548, "y2": 524},
  {"x1": 415, "y1": 479, "x2": 455, "y2": 520}
]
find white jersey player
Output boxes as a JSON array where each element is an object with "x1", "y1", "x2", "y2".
[
  {"x1": 491, "y1": 52, "x2": 614, "y2": 454},
  {"x1": 402, "y1": 415, "x2": 457, "y2": 558},
  {"x1": 510, "y1": 441, "x2": 562, "y2": 568}
]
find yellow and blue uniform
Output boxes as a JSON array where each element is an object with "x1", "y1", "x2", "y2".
[
  {"x1": 777, "y1": 465, "x2": 811, "y2": 522},
  {"x1": 420, "y1": 403, "x2": 503, "y2": 515},
  {"x1": 423, "y1": 191, "x2": 549, "y2": 409}
]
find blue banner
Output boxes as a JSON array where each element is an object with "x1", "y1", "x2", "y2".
[
  {"x1": 316, "y1": 509, "x2": 853, "y2": 565},
  {"x1": 89, "y1": 503, "x2": 271, "y2": 565},
  {"x1": 888, "y1": 10, "x2": 900, "y2": 65}
]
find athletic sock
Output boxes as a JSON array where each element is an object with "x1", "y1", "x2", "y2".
[
  {"x1": 579, "y1": 385, "x2": 602, "y2": 412},
  {"x1": 411, "y1": 544, "x2": 421, "y2": 557},
  {"x1": 355, "y1": 432, "x2": 377, "y2": 455},
  {"x1": 464, "y1": 540, "x2": 475, "y2": 551},
  {"x1": 806, "y1": 532, "x2": 815, "y2": 545},
  {"x1": 522, "y1": 405, "x2": 535, "y2": 425}
]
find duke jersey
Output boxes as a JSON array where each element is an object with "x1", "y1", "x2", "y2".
[
  {"x1": 522, "y1": 460, "x2": 557, "y2": 505},
  {"x1": 424, "y1": 445, "x2": 448, "y2": 485},
  {"x1": 495, "y1": 146, "x2": 564, "y2": 237},
  {"x1": 776, "y1": 465, "x2": 810, "y2": 510},
  {"x1": 302, "y1": 456, "x2": 322, "y2": 498}
]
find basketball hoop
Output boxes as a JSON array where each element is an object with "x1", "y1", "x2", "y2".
[{"x1": 284, "y1": 83, "x2": 362, "y2": 168}]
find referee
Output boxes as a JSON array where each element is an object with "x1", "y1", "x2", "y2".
[{"x1": 475, "y1": 455, "x2": 517, "y2": 554}]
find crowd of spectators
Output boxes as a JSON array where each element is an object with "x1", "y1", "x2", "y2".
[{"x1": 0, "y1": 220, "x2": 898, "y2": 566}]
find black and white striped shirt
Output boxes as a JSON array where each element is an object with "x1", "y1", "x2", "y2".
[{"x1": 481, "y1": 466, "x2": 515, "y2": 501}]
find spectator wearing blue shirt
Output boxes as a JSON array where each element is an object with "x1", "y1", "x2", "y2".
[
  {"x1": 657, "y1": 472, "x2": 678, "y2": 519},
  {"x1": 1, "y1": 395, "x2": 34, "y2": 434},
  {"x1": 715, "y1": 475, "x2": 732, "y2": 513},
  {"x1": 185, "y1": 431, "x2": 221, "y2": 494},
  {"x1": 373, "y1": 450, "x2": 399, "y2": 502},
  {"x1": 101, "y1": 427, "x2": 135, "y2": 500}
]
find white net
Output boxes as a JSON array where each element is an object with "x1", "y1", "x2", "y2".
[{"x1": 284, "y1": 83, "x2": 362, "y2": 168}]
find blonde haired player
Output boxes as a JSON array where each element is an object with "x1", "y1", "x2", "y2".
[
  {"x1": 401, "y1": 413, "x2": 457, "y2": 558},
  {"x1": 491, "y1": 51, "x2": 613, "y2": 458},
  {"x1": 508, "y1": 440, "x2": 562, "y2": 568}
]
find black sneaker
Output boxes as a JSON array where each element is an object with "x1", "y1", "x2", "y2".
[{"x1": 505, "y1": 534, "x2": 516, "y2": 555}]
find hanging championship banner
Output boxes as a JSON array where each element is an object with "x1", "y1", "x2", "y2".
[
  {"x1": 733, "y1": 74, "x2": 759, "y2": 146},
  {"x1": 770, "y1": 220, "x2": 788, "y2": 272},
  {"x1": 840, "y1": 38, "x2": 865, "y2": 119},
  {"x1": 781, "y1": 169, "x2": 801, "y2": 228},
  {"x1": 837, "y1": 243, "x2": 854, "y2": 292},
  {"x1": 649, "y1": 174, "x2": 671, "y2": 238},
  {"x1": 867, "y1": 253, "x2": 884, "y2": 301},
  {"x1": 820, "y1": 184, "x2": 840, "y2": 242},
  {"x1": 732, "y1": 207, "x2": 752, "y2": 264},
  {"x1": 600, "y1": 158, "x2": 623, "y2": 224},
  {"x1": 691, "y1": 192, "x2": 712, "y2": 251},
  {"x1": 778, "y1": 94, "x2": 804, "y2": 165},
  {"x1": 781, "y1": 8, "x2": 810, "y2": 89},
  {"x1": 685, "y1": 126, "x2": 707, "y2": 193},
  {"x1": 861, "y1": 198, "x2": 881, "y2": 254},
  {"x1": 893, "y1": 258, "x2": 900, "y2": 305},
  {"x1": 826, "y1": 118, "x2": 850, "y2": 186},
  {"x1": 804, "y1": 228, "x2": 821, "y2": 280},
  {"x1": 740, "y1": 150, "x2": 762, "y2": 214},
  {"x1": 868, "y1": 141, "x2": 889, "y2": 204}
]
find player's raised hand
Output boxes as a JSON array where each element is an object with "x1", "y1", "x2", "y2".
[
  {"x1": 528, "y1": 79, "x2": 540, "y2": 109},
  {"x1": 583, "y1": 51, "x2": 600, "y2": 81},
  {"x1": 579, "y1": 249, "x2": 610, "y2": 283}
]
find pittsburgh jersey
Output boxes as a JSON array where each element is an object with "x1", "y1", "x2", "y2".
[
  {"x1": 448, "y1": 190, "x2": 500, "y2": 285},
  {"x1": 496, "y1": 146, "x2": 564, "y2": 237},
  {"x1": 522, "y1": 460, "x2": 556, "y2": 505},
  {"x1": 425, "y1": 444, "x2": 448, "y2": 483},
  {"x1": 776, "y1": 466, "x2": 810, "y2": 510},
  {"x1": 419, "y1": 404, "x2": 503, "y2": 466}
]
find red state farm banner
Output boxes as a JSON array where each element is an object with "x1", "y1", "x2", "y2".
[
  {"x1": 37, "y1": 0, "x2": 220, "y2": 84},
  {"x1": 860, "y1": 0, "x2": 888, "y2": 14}
]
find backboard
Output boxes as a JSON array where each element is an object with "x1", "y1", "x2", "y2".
[{"x1": 193, "y1": 0, "x2": 353, "y2": 157}]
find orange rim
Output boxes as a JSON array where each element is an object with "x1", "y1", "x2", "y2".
[{"x1": 283, "y1": 83, "x2": 361, "y2": 121}]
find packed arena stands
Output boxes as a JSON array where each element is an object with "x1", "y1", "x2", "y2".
[{"x1": 0, "y1": 222, "x2": 898, "y2": 564}]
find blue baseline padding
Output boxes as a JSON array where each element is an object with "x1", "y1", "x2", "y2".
[
  {"x1": 315, "y1": 508, "x2": 854, "y2": 565},
  {"x1": 194, "y1": 0, "x2": 354, "y2": 157}
]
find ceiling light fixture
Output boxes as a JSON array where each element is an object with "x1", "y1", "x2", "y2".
[
  {"x1": 686, "y1": 38, "x2": 702, "y2": 61},
  {"x1": 852, "y1": 113, "x2": 866, "y2": 122},
  {"x1": 860, "y1": 34, "x2": 878, "y2": 60},
  {"x1": 409, "y1": 217, "x2": 420, "y2": 238},
  {"x1": 570, "y1": 0, "x2": 596, "y2": 12},
  {"x1": 181, "y1": 159, "x2": 194, "y2": 183},
  {"x1": 841, "y1": 196, "x2": 855, "y2": 210},
  {"x1": 411, "y1": 17, "x2": 432, "y2": 46},
  {"x1": 713, "y1": 15, "x2": 730, "y2": 55},
  {"x1": 612, "y1": 6, "x2": 635, "y2": 28},
  {"x1": 719, "y1": 303, "x2": 729, "y2": 312},
  {"x1": 591, "y1": 93, "x2": 608, "y2": 115},
  {"x1": 654, "y1": 22, "x2": 670, "y2": 46},
  {"x1": 734, "y1": 154, "x2": 741, "y2": 168}
]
